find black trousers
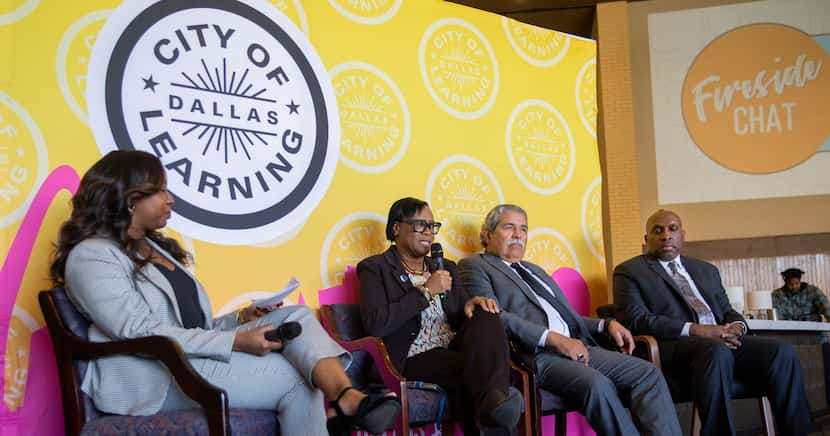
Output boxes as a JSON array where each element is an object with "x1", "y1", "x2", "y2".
[
  {"x1": 403, "y1": 309, "x2": 512, "y2": 435},
  {"x1": 662, "y1": 335, "x2": 813, "y2": 436}
]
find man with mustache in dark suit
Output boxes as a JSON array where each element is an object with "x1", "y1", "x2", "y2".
[{"x1": 459, "y1": 204, "x2": 681, "y2": 436}]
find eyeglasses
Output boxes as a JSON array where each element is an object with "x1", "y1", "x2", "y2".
[{"x1": 402, "y1": 219, "x2": 442, "y2": 235}]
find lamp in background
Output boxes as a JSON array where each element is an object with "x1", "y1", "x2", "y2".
[
  {"x1": 747, "y1": 290, "x2": 776, "y2": 320},
  {"x1": 725, "y1": 286, "x2": 745, "y2": 314}
]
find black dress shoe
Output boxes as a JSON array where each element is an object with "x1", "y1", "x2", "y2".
[{"x1": 478, "y1": 388, "x2": 523, "y2": 430}]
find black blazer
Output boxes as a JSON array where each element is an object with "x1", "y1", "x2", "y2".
[
  {"x1": 613, "y1": 254, "x2": 745, "y2": 339},
  {"x1": 357, "y1": 246, "x2": 470, "y2": 373}
]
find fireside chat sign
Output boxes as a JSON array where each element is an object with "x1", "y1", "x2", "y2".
[{"x1": 681, "y1": 24, "x2": 830, "y2": 174}]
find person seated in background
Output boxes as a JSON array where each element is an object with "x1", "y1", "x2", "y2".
[
  {"x1": 50, "y1": 150, "x2": 400, "y2": 436},
  {"x1": 773, "y1": 268, "x2": 830, "y2": 322},
  {"x1": 613, "y1": 209, "x2": 813, "y2": 436},
  {"x1": 357, "y1": 197, "x2": 523, "y2": 435},
  {"x1": 459, "y1": 204, "x2": 681, "y2": 436}
]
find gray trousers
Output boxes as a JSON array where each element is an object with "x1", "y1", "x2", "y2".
[
  {"x1": 535, "y1": 346, "x2": 681, "y2": 436},
  {"x1": 161, "y1": 305, "x2": 349, "y2": 436}
]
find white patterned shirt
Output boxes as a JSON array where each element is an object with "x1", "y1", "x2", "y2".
[{"x1": 406, "y1": 271, "x2": 455, "y2": 357}]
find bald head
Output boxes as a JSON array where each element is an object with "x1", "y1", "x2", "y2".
[
  {"x1": 644, "y1": 209, "x2": 685, "y2": 261},
  {"x1": 645, "y1": 209, "x2": 682, "y2": 231}
]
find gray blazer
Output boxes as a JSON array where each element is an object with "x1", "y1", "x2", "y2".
[
  {"x1": 65, "y1": 237, "x2": 239, "y2": 416},
  {"x1": 458, "y1": 253, "x2": 600, "y2": 360}
]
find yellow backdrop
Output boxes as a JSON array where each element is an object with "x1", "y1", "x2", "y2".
[{"x1": 0, "y1": 0, "x2": 601, "y2": 419}]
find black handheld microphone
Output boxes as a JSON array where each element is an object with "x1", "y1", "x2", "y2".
[
  {"x1": 431, "y1": 243, "x2": 448, "y2": 300},
  {"x1": 264, "y1": 321, "x2": 302, "y2": 343},
  {"x1": 431, "y1": 242, "x2": 445, "y2": 270}
]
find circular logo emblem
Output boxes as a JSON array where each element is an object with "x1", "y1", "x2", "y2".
[
  {"x1": 0, "y1": 0, "x2": 38, "y2": 25},
  {"x1": 328, "y1": 0, "x2": 402, "y2": 25},
  {"x1": 682, "y1": 23, "x2": 830, "y2": 174},
  {"x1": 525, "y1": 227, "x2": 580, "y2": 273},
  {"x1": 270, "y1": 0, "x2": 308, "y2": 34},
  {"x1": 419, "y1": 18, "x2": 499, "y2": 120},
  {"x1": 502, "y1": 17, "x2": 570, "y2": 67},
  {"x1": 57, "y1": 10, "x2": 111, "y2": 126},
  {"x1": 506, "y1": 99, "x2": 575, "y2": 195},
  {"x1": 252, "y1": 221, "x2": 304, "y2": 248},
  {"x1": 4, "y1": 307, "x2": 38, "y2": 411},
  {"x1": 581, "y1": 177, "x2": 604, "y2": 263},
  {"x1": 330, "y1": 61, "x2": 410, "y2": 173},
  {"x1": 426, "y1": 155, "x2": 504, "y2": 258},
  {"x1": 87, "y1": 0, "x2": 340, "y2": 245},
  {"x1": 0, "y1": 92, "x2": 48, "y2": 229},
  {"x1": 576, "y1": 58, "x2": 597, "y2": 138},
  {"x1": 320, "y1": 211, "x2": 388, "y2": 288}
]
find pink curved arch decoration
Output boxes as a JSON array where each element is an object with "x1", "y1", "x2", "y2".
[
  {"x1": 0, "y1": 165, "x2": 80, "y2": 434},
  {"x1": 552, "y1": 267, "x2": 592, "y2": 317}
]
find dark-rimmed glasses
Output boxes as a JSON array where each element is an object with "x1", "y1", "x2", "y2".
[{"x1": 401, "y1": 219, "x2": 442, "y2": 234}]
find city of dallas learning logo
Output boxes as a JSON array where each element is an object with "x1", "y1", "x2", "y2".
[
  {"x1": 420, "y1": 18, "x2": 499, "y2": 120},
  {"x1": 682, "y1": 23, "x2": 830, "y2": 174},
  {"x1": 87, "y1": 0, "x2": 339, "y2": 245},
  {"x1": 426, "y1": 155, "x2": 503, "y2": 258}
]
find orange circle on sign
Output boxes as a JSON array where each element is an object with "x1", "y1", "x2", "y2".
[{"x1": 682, "y1": 24, "x2": 830, "y2": 174}]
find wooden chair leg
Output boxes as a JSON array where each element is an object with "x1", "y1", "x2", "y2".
[
  {"x1": 516, "y1": 406, "x2": 532, "y2": 436},
  {"x1": 554, "y1": 410, "x2": 567, "y2": 436},
  {"x1": 691, "y1": 405, "x2": 701, "y2": 436},
  {"x1": 759, "y1": 396, "x2": 776, "y2": 436},
  {"x1": 692, "y1": 397, "x2": 775, "y2": 436},
  {"x1": 398, "y1": 381, "x2": 410, "y2": 436}
]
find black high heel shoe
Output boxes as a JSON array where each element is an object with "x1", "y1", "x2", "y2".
[{"x1": 326, "y1": 386, "x2": 401, "y2": 435}]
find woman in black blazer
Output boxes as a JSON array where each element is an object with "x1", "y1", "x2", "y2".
[{"x1": 357, "y1": 197, "x2": 523, "y2": 434}]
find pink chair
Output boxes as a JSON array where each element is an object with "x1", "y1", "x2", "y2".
[{"x1": 546, "y1": 267, "x2": 596, "y2": 436}]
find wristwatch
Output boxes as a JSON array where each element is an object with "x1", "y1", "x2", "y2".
[{"x1": 603, "y1": 317, "x2": 616, "y2": 334}]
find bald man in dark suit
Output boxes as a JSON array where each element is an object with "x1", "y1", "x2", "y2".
[{"x1": 613, "y1": 210, "x2": 813, "y2": 436}]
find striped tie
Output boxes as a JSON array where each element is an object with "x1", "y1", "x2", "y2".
[
  {"x1": 669, "y1": 261, "x2": 716, "y2": 325},
  {"x1": 510, "y1": 262, "x2": 581, "y2": 337}
]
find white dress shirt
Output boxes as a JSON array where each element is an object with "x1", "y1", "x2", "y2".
[
  {"x1": 506, "y1": 260, "x2": 605, "y2": 347},
  {"x1": 660, "y1": 257, "x2": 745, "y2": 336}
]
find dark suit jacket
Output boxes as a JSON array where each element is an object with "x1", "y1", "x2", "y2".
[
  {"x1": 613, "y1": 254, "x2": 745, "y2": 339},
  {"x1": 357, "y1": 246, "x2": 470, "y2": 373}
]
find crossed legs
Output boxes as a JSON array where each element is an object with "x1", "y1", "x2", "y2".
[
  {"x1": 403, "y1": 310, "x2": 515, "y2": 434},
  {"x1": 162, "y1": 305, "x2": 396, "y2": 435}
]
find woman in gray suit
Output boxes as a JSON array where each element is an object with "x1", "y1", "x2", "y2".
[{"x1": 49, "y1": 150, "x2": 400, "y2": 435}]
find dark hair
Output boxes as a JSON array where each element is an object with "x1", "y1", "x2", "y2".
[
  {"x1": 50, "y1": 150, "x2": 189, "y2": 285},
  {"x1": 480, "y1": 204, "x2": 527, "y2": 248},
  {"x1": 781, "y1": 268, "x2": 805, "y2": 280},
  {"x1": 385, "y1": 197, "x2": 429, "y2": 241}
]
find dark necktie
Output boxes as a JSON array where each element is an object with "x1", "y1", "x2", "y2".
[
  {"x1": 668, "y1": 261, "x2": 716, "y2": 325},
  {"x1": 510, "y1": 262, "x2": 581, "y2": 338}
]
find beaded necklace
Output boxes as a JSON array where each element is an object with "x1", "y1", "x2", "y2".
[{"x1": 401, "y1": 257, "x2": 427, "y2": 276}]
